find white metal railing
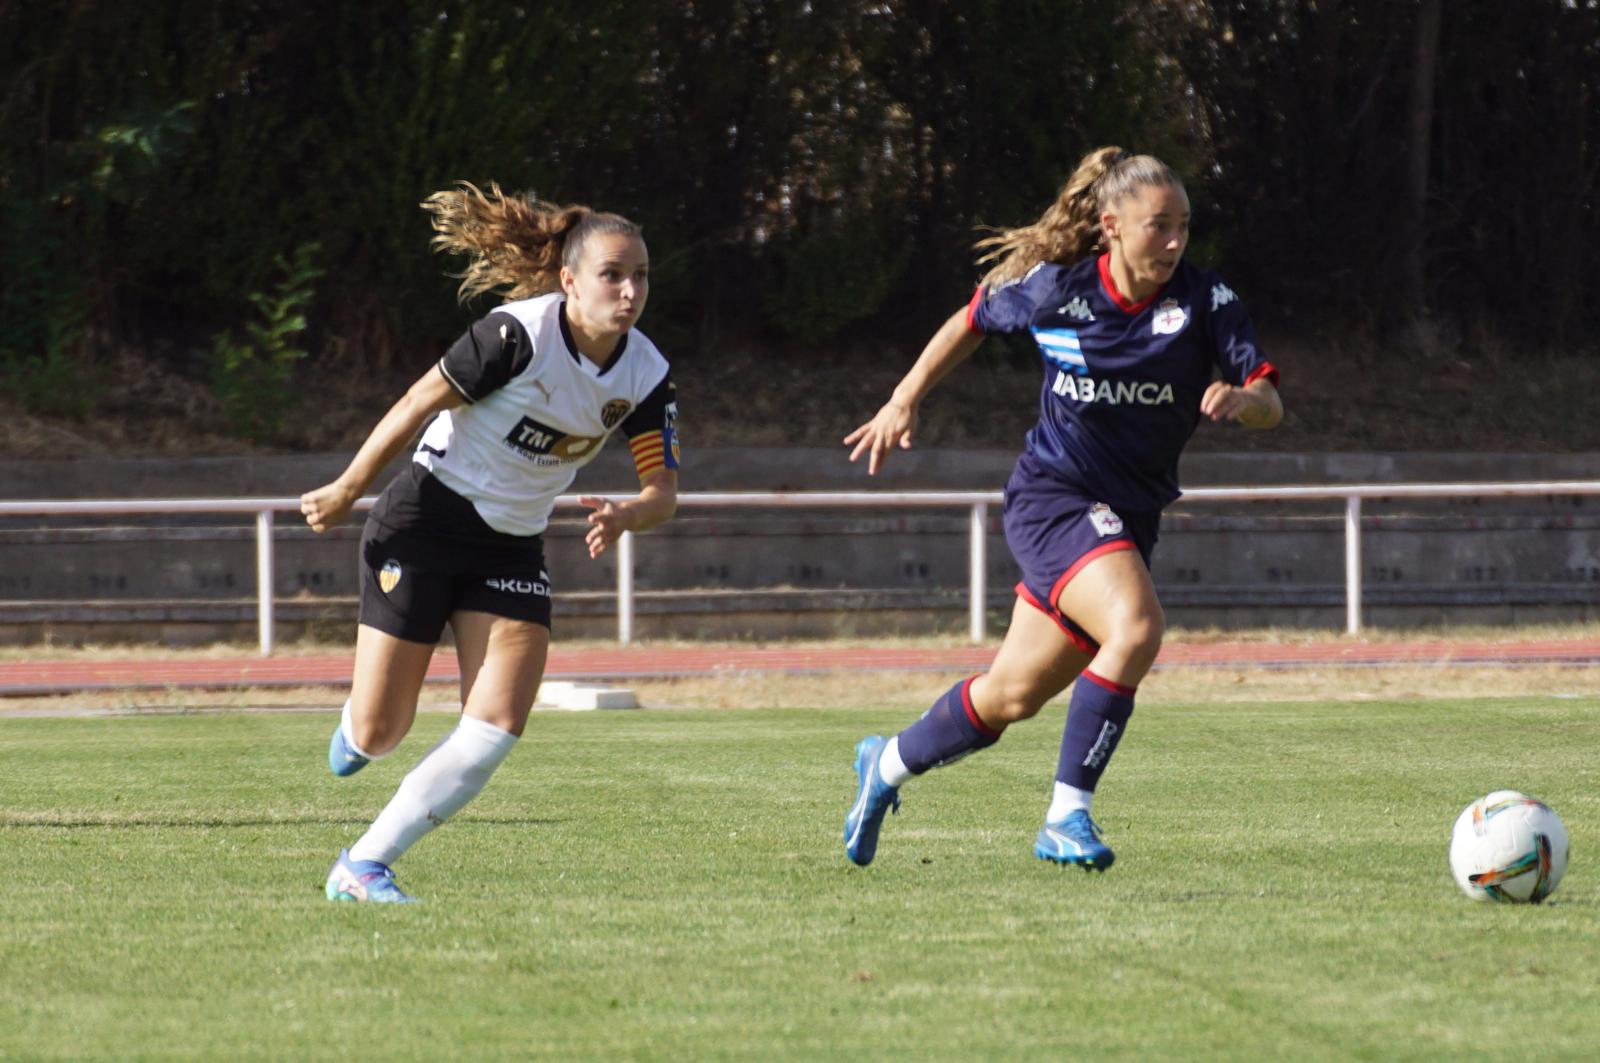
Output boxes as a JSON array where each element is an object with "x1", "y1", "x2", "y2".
[{"x1": 4, "y1": 481, "x2": 1600, "y2": 654}]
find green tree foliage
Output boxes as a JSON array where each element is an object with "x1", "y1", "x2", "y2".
[
  {"x1": 2, "y1": 0, "x2": 1598, "y2": 436},
  {"x1": 1148, "y1": 0, "x2": 1600, "y2": 346},
  {"x1": 206, "y1": 242, "x2": 325, "y2": 441}
]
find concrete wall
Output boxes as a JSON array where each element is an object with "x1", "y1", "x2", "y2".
[{"x1": 2, "y1": 449, "x2": 1597, "y2": 644}]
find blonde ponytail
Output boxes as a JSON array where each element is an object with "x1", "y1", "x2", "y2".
[
  {"x1": 975, "y1": 147, "x2": 1183, "y2": 289},
  {"x1": 421, "y1": 182, "x2": 639, "y2": 302}
]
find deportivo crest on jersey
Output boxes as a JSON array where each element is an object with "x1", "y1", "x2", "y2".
[
  {"x1": 503, "y1": 415, "x2": 602, "y2": 461},
  {"x1": 1151, "y1": 299, "x2": 1189, "y2": 336},
  {"x1": 1088, "y1": 503, "x2": 1124, "y2": 537},
  {"x1": 600, "y1": 399, "x2": 631, "y2": 429},
  {"x1": 378, "y1": 559, "x2": 402, "y2": 594},
  {"x1": 1031, "y1": 327, "x2": 1088, "y2": 374}
]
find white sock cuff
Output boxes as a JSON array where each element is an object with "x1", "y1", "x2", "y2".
[
  {"x1": 340, "y1": 699, "x2": 381, "y2": 761},
  {"x1": 878, "y1": 736, "x2": 913, "y2": 787},
  {"x1": 454, "y1": 714, "x2": 519, "y2": 764},
  {"x1": 1046, "y1": 781, "x2": 1093, "y2": 822}
]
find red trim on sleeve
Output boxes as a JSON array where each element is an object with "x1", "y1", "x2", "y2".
[
  {"x1": 1243, "y1": 361, "x2": 1280, "y2": 388},
  {"x1": 1097, "y1": 253, "x2": 1166, "y2": 316},
  {"x1": 1014, "y1": 582, "x2": 1101, "y2": 656},
  {"x1": 1047, "y1": 540, "x2": 1136, "y2": 609},
  {"x1": 958, "y1": 675, "x2": 1004, "y2": 738},
  {"x1": 1081, "y1": 669, "x2": 1138, "y2": 697},
  {"x1": 964, "y1": 285, "x2": 985, "y2": 333}
]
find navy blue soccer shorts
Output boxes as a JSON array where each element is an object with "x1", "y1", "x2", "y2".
[{"x1": 1002, "y1": 457, "x2": 1161, "y2": 655}]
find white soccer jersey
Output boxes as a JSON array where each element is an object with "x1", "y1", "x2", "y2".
[{"x1": 414, "y1": 292, "x2": 679, "y2": 536}]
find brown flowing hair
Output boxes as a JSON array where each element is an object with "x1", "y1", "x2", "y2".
[
  {"x1": 420, "y1": 182, "x2": 641, "y2": 302},
  {"x1": 975, "y1": 147, "x2": 1184, "y2": 289}
]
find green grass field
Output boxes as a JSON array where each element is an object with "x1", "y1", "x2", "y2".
[{"x1": 2, "y1": 696, "x2": 1597, "y2": 1061}]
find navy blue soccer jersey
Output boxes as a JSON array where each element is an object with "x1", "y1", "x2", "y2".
[{"x1": 968, "y1": 253, "x2": 1278, "y2": 512}]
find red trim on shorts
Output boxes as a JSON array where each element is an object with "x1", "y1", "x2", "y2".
[
  {"x1": 1243, "y1": 361, "x2": 1280, "y2": 388},
  {"x1": 1097, "y1": 252, "x2": 1166, "y2": 316},
  {"x1": 1014, "y1": 582, "x2": 1099, "y2": 656},
  {"x1": 1048, "y1": 539, "x2": 1136, "y2": 609},
  {"x1": 959, "y1": 675, "x2": 1003, "y2": 738},
  {"x1": 1082, "y1": 669, "x2": 1137, "y2": 697},
  {"x1": 964, "y1": 285, "x2": 985, "y2": 332}
]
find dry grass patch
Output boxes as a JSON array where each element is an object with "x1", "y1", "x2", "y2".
[
  {"x1": 6, "y1": 622, "x2": 1600, "y2": 665},
  {"x1": 630, "y1": 663, "x2": 1600, "y2": 710},
  {"x1": 3, "y1": 660, "x2": 1598, "y2": 719}
]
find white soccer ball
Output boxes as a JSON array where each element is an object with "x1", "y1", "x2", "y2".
[{"x1": 1448, "y1": 790, "x2": 1569, "y2": 903}]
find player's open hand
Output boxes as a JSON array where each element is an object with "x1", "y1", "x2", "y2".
[
  {"x1": 579, "y1": 495, "x2": 631, "y2": 559},
  {"x1": 300, "y1": 482, "x2": 358, "y2": 533},
  {"x1": 843, "y1": 399, "x2": 918, "y2": 475}
]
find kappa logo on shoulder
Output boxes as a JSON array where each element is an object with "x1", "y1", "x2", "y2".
[
  {"x1": 1211, "y1": 283, "x2": 1239, "y2": 311},
  {"x1": 1058, "y1": 297, "x2": 1095, "y2": 322}
]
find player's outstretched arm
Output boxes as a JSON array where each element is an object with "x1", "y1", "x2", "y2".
[
  {"x1": 844, "y1": 307, "x2": 985, "y2": 475},
  {"x1": 1200, "y1": 377, "x2": 1282, "y2": 429},
  {"x1": 580, "y1": 468, "x2": 678, "y2": 560},
  {"x1": 300, "y1": 366, "x2": 461, "y2": 532}
]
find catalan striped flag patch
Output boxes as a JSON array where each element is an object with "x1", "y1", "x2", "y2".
[{"x1": 629, "y1": 429, "x2": 670, "y2": 479}]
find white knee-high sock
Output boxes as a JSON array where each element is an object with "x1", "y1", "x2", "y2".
[
  {"x1": 348, "y1": 716, "x2": 518, "y2": 865},
  {"x1": 339, "y1": 699, "x2": 382, "y2": 761}
]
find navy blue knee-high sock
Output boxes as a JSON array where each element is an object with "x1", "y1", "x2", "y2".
[
  {"x1": 897, "y1": 677, "x2": 1004, "y2": 774},
  {"x1": 1055, "y1": 670, "x2": 1136, "y2": 790}
]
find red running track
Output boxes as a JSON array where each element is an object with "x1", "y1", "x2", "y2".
[{"x1": 3, "y1": 638, "x2": 1599, "y2": 696}]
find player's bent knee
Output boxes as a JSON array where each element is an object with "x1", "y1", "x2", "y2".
[
  {"x1": 1115, "y1": 606, "x2": 1165, "y2": 652},
  {"x1": 978, "y1": 677, "x2": 1052, "y2": 724},
  {"x1": 349, "y1": 704, "x2": 416, "y2": 756},
  {"x1": 1134, "y1": 611, "x2": 1166, "y2": 654},
  {"x1": 1096, "y1": 610, "x2": 1165, "y2": 677}
]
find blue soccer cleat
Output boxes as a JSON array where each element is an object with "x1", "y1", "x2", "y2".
[
  {"x1": 843, "y1": 735, "x2": 901, "y2": 866},
  {"x1": 328, "y1": 722, "x2": 369, "y2": 777},
  {"x1": 325, "y1": 849, "x2": 418, "y2": 903},
  {"x1": 1034, "y1": 809, "x2": 1115, "y2": 871}
]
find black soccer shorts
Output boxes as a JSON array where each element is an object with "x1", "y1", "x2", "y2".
[{"x1": 357, "y1": 518, "x2": 553, "y2": 643}]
